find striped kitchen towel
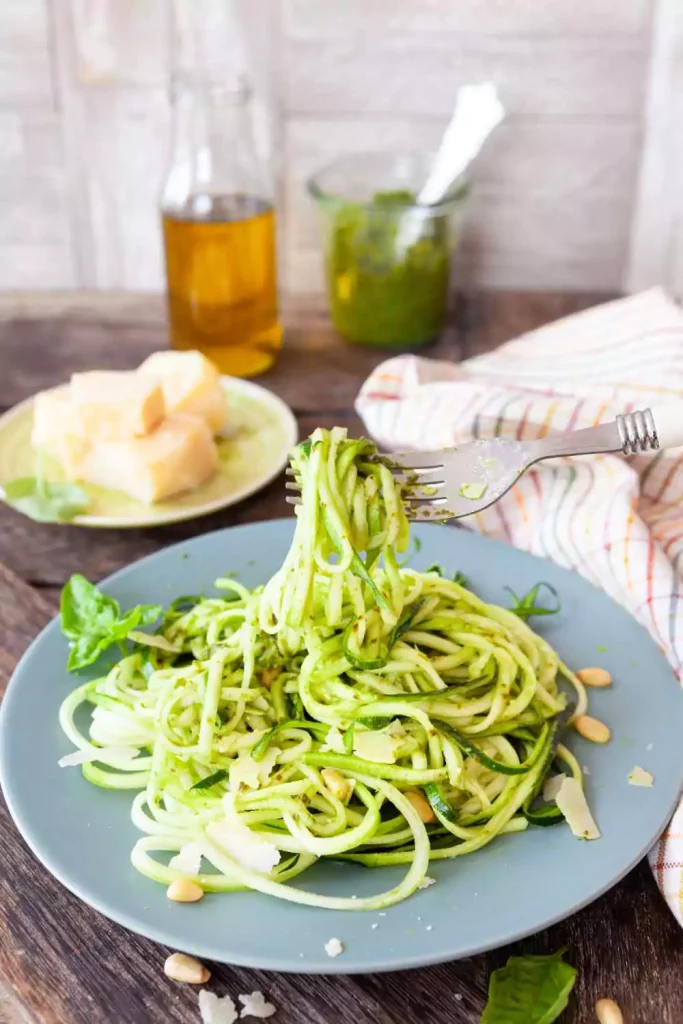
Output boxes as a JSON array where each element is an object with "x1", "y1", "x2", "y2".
[{"x1": 356, "y1": 287, "x2": 683, "y2": 925}]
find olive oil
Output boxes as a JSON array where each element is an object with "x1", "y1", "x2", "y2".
[{"x1": 162, "y1": 194, "x2": 281, "y2": 378}]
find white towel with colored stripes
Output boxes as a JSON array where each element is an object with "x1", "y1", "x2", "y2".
[{"x1": 355, "y1": 287, "x2": 683, "y2": 925}]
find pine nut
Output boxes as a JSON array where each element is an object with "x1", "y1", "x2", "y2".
[
  {"x1": 405, "y1": 789, "x2": 436, "y2": 823},
  {"x1": 321, "y1": 768, "x2": 352, "y2": 802},
  {"x1": 577, "y1": 667, "x2": 612, "y2": 688},
  {"x1": 575, "y1": 715, "x2": 611, "y2": 744},
  {"x1": 595, "y1": 998, "x2": 624, "y2": 1024},
  {"x1": 261, "y1": 667, "x2": 281, "y2": 689},
  {"x1": 164, "y1": 952, "x2": 211, "y2": 984},
  {"x1": 167, "y1": 878, "x2": 204, "y2": 903}
]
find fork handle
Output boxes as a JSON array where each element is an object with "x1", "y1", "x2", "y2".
[
  {"x1": 531, "y1": 406, "x2": 683, "y2": 462},
  {"x1": 649, "y1": 405, "x2": 683, "y2": 451}
]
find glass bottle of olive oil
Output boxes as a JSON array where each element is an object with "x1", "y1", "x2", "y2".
[{"x1": 161, "y1": 6, "x2": 281, "y2": 378}]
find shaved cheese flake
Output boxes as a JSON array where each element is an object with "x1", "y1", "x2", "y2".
[
  {"x1": 206, "y1": 795, "x2": 281, "y2": 875},
  {"x1": 542, "y1": 773, "x2": 567, "y2": 803},
  {"x1": 321, "y1": 725, "x2": 346, "y2": 754},
  {"x1": 628, "y1": 765, "x2": 654, "y2": 787},
  {"x1": 353, "y1": 730, "x2": 402, "y2": 764},
  {"x1": 555, "y1": 776, "x2": 601, "y2": 840},
  {"x1": 169, "y1": 842, "x2": 203, "y2": 876},
  {"x1": 229, "y1": 748, "x2": 280, "y2": 794},
  {"x1": 58, "y1": 745, "x2": 139, "y2": 768},
  {"x1": 229, "y1": 754, "x2": 263, "y2": 792},
  {"x1": 419, "y1": 876, "x2": 436, "y2": 890},
  {"x1": 238, "y1": 991, "x2": 276, "y2": 1019},
  {"x1": 199, "y1": 991, "x2": 238, "y2": 1024},
  {"x1": 324, "y1": 937, "x2": 344, "y2": 957}
]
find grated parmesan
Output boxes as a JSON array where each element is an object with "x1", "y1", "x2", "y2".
[
  {"x1": 206, "y1": 795, "x2": 281, "y2": 875},
  {"x1": 238, "y1": 991, "x2": 276, "y2": 1019},
  {"x1": 198, "y1": 991, "x2": 238, "y2": 1024},
  {"x1": 542, "y1": 773, "x2": 567, "y2": 802},
  {"x1": 418, "y1": 876, "x2": 436, "y2": 890},
  {"x1": 555, "y1": 776, "x2": 601, "y2": 840},
  {"x1": 321, "y1": 725, "x2": 346, "y2": 754},
  {"x1": 324, "y1": 938, "x2": 344, "y2": 957},
  {"x1": 628, "y1": 765, "x2": 654, "y2": 787},
  {"x1": 169, "y1": 842, "x2": 202, "y2": 877},
  {"x1": 353, "y1": 730, "x2": 402, "y2": 764}
]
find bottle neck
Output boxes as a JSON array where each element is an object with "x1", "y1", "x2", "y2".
[{"x1": 163, "y1": 78, "x2": 270, "y2": 211}]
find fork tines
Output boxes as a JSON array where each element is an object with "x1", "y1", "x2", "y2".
[{"x1": 283, "y1": 453, "x2": 448, "y2": 516}]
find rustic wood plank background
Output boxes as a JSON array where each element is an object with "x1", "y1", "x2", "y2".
[
  {"x1": 1, "y1": 291, "x2": 683, "y2": 1024},
  {"x1": 0, "y1": 0, "x2": 659, "y2": 294}
]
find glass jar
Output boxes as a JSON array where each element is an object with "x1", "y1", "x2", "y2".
[
  {"x1": 308, "y1": 153, "x2": 469, "y2": 348},
  {"x1": 161, "y1": 2, "x2": 281, "y2": 378}
]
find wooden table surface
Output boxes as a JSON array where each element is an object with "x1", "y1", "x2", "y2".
[{"x1": 1, "y1": 291, "x2": 682, "y2": 1024}]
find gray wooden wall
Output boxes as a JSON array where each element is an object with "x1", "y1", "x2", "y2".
[{"x1": 0, "y1": 0, "x2": 670, "y2": 295}]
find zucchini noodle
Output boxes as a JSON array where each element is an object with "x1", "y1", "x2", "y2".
[{"x1": 58, "y1": 426, "x2": 588, "y2": 911}]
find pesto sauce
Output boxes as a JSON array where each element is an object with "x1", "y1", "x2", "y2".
[{"x1": 326, "y1": 190, "x2": 451, "y2": 347}]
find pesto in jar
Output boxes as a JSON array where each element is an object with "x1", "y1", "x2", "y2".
[{"x1": 326, "y1": 189, "x2": 451, "y2": 348}]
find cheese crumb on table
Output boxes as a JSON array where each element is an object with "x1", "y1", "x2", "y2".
[
  {"x1": 324, "y1": 938, "x2": 344, "y2": 957},
  {"x1": 238, "y1": 991, "x2": 276, "y2": 1019},
  {"x1": 628, "y1": 765, "x2": 654, "y2": 787},
  {"x1": 418, "y1": 876, "x2": 436, "y2": 890},
  {"x1": 198, "y1": 991, "x2": 238, "y2": 1024}
]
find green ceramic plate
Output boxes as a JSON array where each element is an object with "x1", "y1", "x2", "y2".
[
  {"x1": 2, "y1": 521, "x2": 683, "y2": 974},
  {"x1": 0, "y1": 378, "x2": 297, "y2": 528}
]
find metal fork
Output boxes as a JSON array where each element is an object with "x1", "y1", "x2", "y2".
[{"x1": 285, "y1": 407, "x2": 683, "y2": 522}]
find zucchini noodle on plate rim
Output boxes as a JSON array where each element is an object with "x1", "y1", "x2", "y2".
[{"x1": 58, "y1": 426, "x2": 589, "y2": 911}]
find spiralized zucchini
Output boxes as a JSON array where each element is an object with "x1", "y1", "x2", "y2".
[{"x1": 58, "y1": 426, "x2": 587, "y2": 910}]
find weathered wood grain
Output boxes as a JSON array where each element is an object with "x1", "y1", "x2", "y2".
[{"x1": 3, "y1": 292, "x2": 683, "y2": 1024}]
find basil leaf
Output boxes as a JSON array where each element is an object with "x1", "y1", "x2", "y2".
[
  {"x1": 61, "y1": 574, "x2": 119, "y2": 639},
  {"x1": 66, "y1": 635, "x2": 105, "y2": 673},
  {"x1": 481, "y1": 950, "x2": 577, "y2": 1024},
  {"x1": 3, "y1": 477, "x2": 90, "y2": 523},
  {"x1": 60, "y1": 574, "x2": 162, "y2": 674},
  {"x1": 506, "y1": 583, "x2": 561, "y2": 621}
]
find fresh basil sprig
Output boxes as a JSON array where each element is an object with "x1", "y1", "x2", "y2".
[{"x1": 60, "y1": 574, "x2": 162, "y2": 672}]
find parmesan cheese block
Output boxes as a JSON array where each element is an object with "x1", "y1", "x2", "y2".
[
  {"x1": 32, "y1": 388, "x2": 89, "y2": 477},
  {"x1": 32, "y1": 389, "x2": 71, "y2": 454},
  {"x1": 137, "y1": 351, "x2": 227, "y2": 433},
  {"x1": 69, "y1": 371, "x2": 165, "y2": 441},
  {"x1": 67, "y1": 414, "x2": 219, "y2": 504}
]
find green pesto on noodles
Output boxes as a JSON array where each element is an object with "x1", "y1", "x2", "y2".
[{"x1": 58, "y1": 426, "x2": 588, "y2": 911}]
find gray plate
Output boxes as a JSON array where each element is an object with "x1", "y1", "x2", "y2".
[{"x1": 2, "y1": 520, "x2": 683, "y2": 975}]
